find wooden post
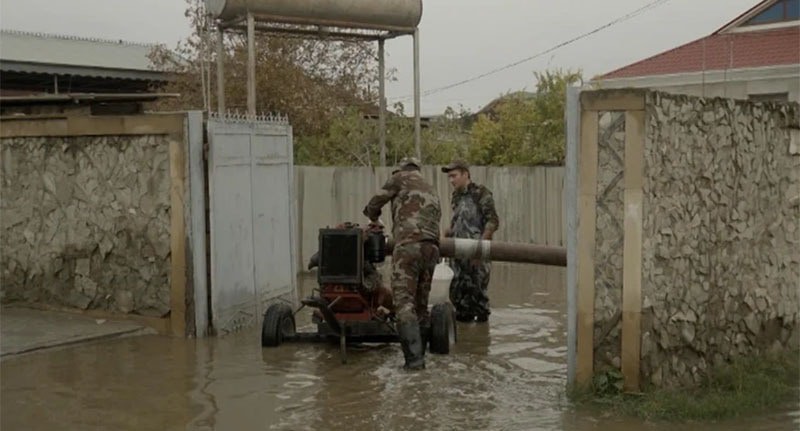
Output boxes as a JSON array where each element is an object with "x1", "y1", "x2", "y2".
[
  {"x1": 187, "y1": 112, "x2": 208, "y2": 337},
  {"x1": 622, "y1": 109, "x2": 645, "y2": 392},
  {"x1": 170, "y1": 134, "x2": 188, "y2": 337},
  {"x1": 576, "y1": 105, "x2": 599, "y2": 386}
]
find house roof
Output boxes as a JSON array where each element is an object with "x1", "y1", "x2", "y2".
[
  {"x1": 0, "y1": 29, "x2": 174, "y2": 81},
  {"x1": 713, "y1": 0, "x2": 776, "y2": 33},
  {"x1": 597, "y1": 0, "x2": 800, "y2": 80},
  {"x1": 476, "y1": 91, "x2": 536, "y2": 116}
]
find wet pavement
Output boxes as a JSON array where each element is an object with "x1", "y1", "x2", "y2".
[
  {"x1": 1, "y1": 263, "x2": 798, "y2": 431},
  {"x1": 0, "y1": 306, "x2": 153, "y2": 358}
]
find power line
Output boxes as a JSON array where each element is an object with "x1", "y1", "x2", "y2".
[{"x1": 388, "y1": 0, "x2": 672, "y2": 102}]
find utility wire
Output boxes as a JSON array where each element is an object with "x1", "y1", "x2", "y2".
[{"x1": 387, "y1": 0, "x2": 673, "y2": 102}]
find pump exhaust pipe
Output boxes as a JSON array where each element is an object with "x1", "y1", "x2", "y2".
[{"x1": 385, "y1": 238, "x2": 567, "y2": 267}]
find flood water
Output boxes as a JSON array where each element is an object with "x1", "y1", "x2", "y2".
[{"x1": 2, "y1": 263, "x2": 797, "y2": 430}]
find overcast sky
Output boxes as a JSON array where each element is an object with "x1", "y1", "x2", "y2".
[{"x1": 1, "y1": 0, "x2": 758, "y2": 115}]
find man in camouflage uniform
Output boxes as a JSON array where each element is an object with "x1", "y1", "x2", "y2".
[
  {"x1": 442, "y1": 160, "x2": 499, "y2": 323},
  {"x1": 363, "y1": 157, "x2": 441, "y2": 370}
]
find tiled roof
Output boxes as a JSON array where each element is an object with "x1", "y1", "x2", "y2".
[{"x1": 598, "y1": 25, "x2": 799, "y2": 80}]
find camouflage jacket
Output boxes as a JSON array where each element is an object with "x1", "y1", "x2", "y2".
[
  {"x1": 449, "y1": 182, "x2": 499, "y2": 239},
  {"x1": 363, "y1": 170, "x2": 441, "y2": 246}
]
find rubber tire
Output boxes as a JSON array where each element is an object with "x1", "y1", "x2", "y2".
[
  {"x1": 430, "y1": 303, "x2": 456, "y2": 354},
  {"x1": 261, "y1": 303, "x2": 295, "y2": 347}
]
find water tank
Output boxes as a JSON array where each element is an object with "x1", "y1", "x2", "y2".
[{"x1": 206, "y1": 0, "x2": 423, "y2": 31}]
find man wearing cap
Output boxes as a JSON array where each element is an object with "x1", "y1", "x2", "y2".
[
  {"x1": 441, "y1": 159, "x2": 499, "y2": 323},
  {"x1": 363, "y1": 157, "x2": 442, "y2": 370}
]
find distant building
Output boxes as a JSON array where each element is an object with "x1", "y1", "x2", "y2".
[
  {"x1": 473, "y1": 91, "x2": 536, "y2": 121},
  {"x1": 360, "y1": 105, "x2": 436, "y2": 129},
  {"x1": 0, "y1": 29, "x2": 175, "y2": 96},
  {"x1": 593, "y1": 0, "x2": 800, "y2": 103}
]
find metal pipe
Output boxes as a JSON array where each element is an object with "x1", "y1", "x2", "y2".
[
  {"x1": 378, "y1": 39, "x2": 387, "y2": 166},
  {"x1": 247, "y1": 12, "x2": 256, "y2": 116},
  {"x1": 412, "y1": 28, "x2": 421, "y2": 159},
  {"x1": 206, "y1": 15, "x2": 213, "y2": 113},
  {"x1": 385, "y1": 238, "x2": 567, "y2": 267},
  {"x1": 216, "y1": 26, "x2": 226, "y2": 113}
]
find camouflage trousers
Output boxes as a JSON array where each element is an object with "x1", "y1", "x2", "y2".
[
  {"x1": 391, "y1": 241, "x2": 440, "y2": 324},
  {"x1": 449, "y1": 258, "x2": 491, "y2": 319}
]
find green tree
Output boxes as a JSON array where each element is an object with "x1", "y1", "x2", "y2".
[
  {"x1": 422, "y1": 105, "x2": 472, "y2": 165},
  {"x1": 149, "y1": 0, "x2": 387, "y2": 138},
  {"x1": 468, "y1": 68, "x2": 583, "y2": 166},
  {"x1": 293, "y1": 102, "x2": 472, "y2": 167}
]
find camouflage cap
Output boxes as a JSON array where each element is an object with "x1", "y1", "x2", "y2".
[
  {"x1": 397, "y1": 156, "x2": 421, "y2": 169},
  {"x1": 441, "y1": 159, "x2": 469, "y2": 173}
]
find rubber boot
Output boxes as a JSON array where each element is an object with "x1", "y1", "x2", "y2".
[
  {"x1": 456, "y1": 313, "x2": 475, "y2": 323},
  {"x1": 397, "y1": 321, "x2": 425, "y2": 370},
  {"x1": 419, "y1": 322, "x2": 431, "y2": 353}
]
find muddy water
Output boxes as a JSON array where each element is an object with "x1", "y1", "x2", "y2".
[{"x1": 2, "y1": 264, "x2": 797, "y2": 431}]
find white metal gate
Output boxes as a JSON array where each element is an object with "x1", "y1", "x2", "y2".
[{"x1": 207, "y1": 114, "x2": 297, "y2": 335}]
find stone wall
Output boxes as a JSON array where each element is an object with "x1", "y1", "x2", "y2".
[
  {"x1": 1, "y1": 135, "x2": 172, "y2": 316},
  {"x1": 581, "y1": 90, "x2": 800, "y2": 389},
  {"x1": 593, "y1": 112, "x2": 625, "y2": 369},
  {"x1": 637, "y1": 93, "x2": 799, "y2": 387}
]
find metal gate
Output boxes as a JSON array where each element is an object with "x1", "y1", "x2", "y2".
[{"x1": 206, "y1": 114, "x2": 297, "y2": 335}]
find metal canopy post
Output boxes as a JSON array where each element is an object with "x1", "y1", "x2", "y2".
[
  {"x1": 378, "y1": 38, "x2": 387, "y2": 166},
  {"x1": 565, "y1": 85, "x2": 581, "y2": 389},
  {"x1": 413, "y1": 28, "x2": 421, "y2": 160},
  {"x1": 246, "y1": 12, "x2": 256, "y2": 116},
  {"x1": 216, "y1": 26, "x2": 226, "y2": 113}
]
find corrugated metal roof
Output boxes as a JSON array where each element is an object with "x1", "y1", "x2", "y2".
[
  {"x1": 0, "y1": 29, "x2": 168, "y2": 73},
  {"x1": 0, "y1": 93, "x2": 180, "y2": 105}
]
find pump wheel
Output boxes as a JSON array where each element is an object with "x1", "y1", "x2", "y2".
[{"x1": 262, "y1": 303, "x2": 295, "y2": 347}]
